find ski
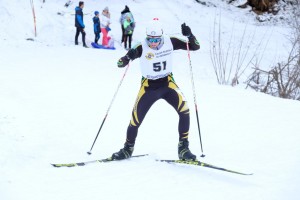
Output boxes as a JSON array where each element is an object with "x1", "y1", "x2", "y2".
[
  {"x1": 158, "y1": 159, "x2": 253, "y2": 175},
  {"x1": 52, "y1": 155, "x2": 253, "y2": 175},
  {"x1": 51, "y1": 154, "x2": 148, "y2": 168}
]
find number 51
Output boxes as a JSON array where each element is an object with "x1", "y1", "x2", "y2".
[{"x1": 153, "y1": 61, "x2": 167, "y2": 72}]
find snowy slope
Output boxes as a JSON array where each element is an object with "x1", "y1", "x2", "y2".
[{"x1": 1, "y1": 0, "x2": 300, "y2": 200}]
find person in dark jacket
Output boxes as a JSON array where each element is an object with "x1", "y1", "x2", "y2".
[
  {"x1": 75, "y1": 1, "x2": 88, "y2": 48},
  {"x1": 119, "y1": 5, "x2": 134, "y2": 43},
  {"x1": 111, "y1": 19, "x2": 200, "y2": 161},
  {"x1": 123, "y1": 15, "x2": 134, "y2": 49},
  {"x1": 93, "y1": 11, "x2": 101, "y2": 44}
]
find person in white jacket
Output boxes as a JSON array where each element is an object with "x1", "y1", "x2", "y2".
[{"x1": 100, "y1": 7, "x2": 111, "y2": 46}]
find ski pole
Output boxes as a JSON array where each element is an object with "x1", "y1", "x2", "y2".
[
  {"x1": 87, "y1": 63, "x2": 131, "y2": 155},
  {"x1": 30, "y1": 0, "x2": 37, "y2": 37},
  {"x1": 186, "y1": 41, "x2": 205, "y2": 157}
]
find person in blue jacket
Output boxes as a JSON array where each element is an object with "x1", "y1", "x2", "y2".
[
  {"x1": 93, "y1": 11, "x2": 101, "y2": 44},
  {"x1": 75, "y1": 1, "x2": 88, "y2": 48}
]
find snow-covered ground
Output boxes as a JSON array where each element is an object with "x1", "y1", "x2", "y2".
[{"x1": 1, "y1": 0, "x2": 299, "y2": 200}]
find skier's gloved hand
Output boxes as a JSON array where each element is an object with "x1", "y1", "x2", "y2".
[
  {"x1": 117, "y1": 49, "x2": 137, "y2": 68},
  {"x1": 117, "y1": 56, "x2": 130, "y2": 68},
  {"x1": 181, "y1": 23, "x2": 192, "y2": 37}
]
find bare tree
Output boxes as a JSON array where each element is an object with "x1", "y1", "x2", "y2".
[
  {"x1": 209, "y1": 13, "x2": 270, "y2": 86},
  {"x1": 246, "y1": 1, "x2": 300, "y2": 100}
]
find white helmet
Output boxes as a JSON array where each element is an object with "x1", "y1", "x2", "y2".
[{"x1": 146, "y1": 18, "x2": 163, "y2": 37}]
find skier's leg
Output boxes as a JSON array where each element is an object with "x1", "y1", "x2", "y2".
[
  {"x1": 163, "y1": 80, "x2": 190, "y2": 140},
  {"x1": 112, "y1": 82, "x2": 161, "y2": 160},
  {"x1": 163, "y1": 78, "x2": 196, "y2": 160},
  {"x1": 126, "y1": 85, "x2": 159, "y2": 145}
]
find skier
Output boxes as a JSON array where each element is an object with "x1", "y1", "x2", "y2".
[
  {"x1": 74, "y1": 1, "x2": 88, "y2": 48},
  {"x1": 93, "y1": 11, "x2": 101, "y2": 44},
  {"x1": 111, "y1": 18, "x2": 200, "y2": 161}
]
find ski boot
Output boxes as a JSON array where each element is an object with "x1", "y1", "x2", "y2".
[
  {"x1": 178, "y1": 139, "x2": 196, "y2": 161},
  {"x1": 111, "y1": 142, "x2": 134, "y2": 160}
]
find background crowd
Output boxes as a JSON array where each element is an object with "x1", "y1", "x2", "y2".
[{"x1": 74, "y1": 1, "x2": 135, "y2": 49}]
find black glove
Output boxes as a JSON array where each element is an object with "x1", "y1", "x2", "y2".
[
  {"x1": 181, "y1": 23, "x2": 192, "y2": 37},
  {"x1": 117, "y1": 56, "x2": 130, "y2": 68},
  {"x1": 117, "y1": 49, "x2": 137, "y2": 68}
]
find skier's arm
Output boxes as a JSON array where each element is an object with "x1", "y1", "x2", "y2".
[
  {"x1": 171, "y1": 23, "x2": 200, "y2": 51},
  {"x1": 117, "y1": 44, "x2": 142, "y2": 68}
]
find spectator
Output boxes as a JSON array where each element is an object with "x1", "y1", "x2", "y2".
[
  {"x1": 93, "y1": 11, "x2": 101, "y2": 44},
  {"x1": 123, "y1": 14, "x2": 134, "y2": 49},
  {"x1": 119, "y1": 5, "x2": 134, "y2": 43},
  {"x1": 74, "y1": 1, "x2": 88, "y2": 48},
  {"x1": 100, "y1": 7, "x2": 111, "y2": 46}
]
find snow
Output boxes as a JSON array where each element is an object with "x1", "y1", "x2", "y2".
[{"x1": 1, "y1": 0, "x2": 300, "y2": 200}]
